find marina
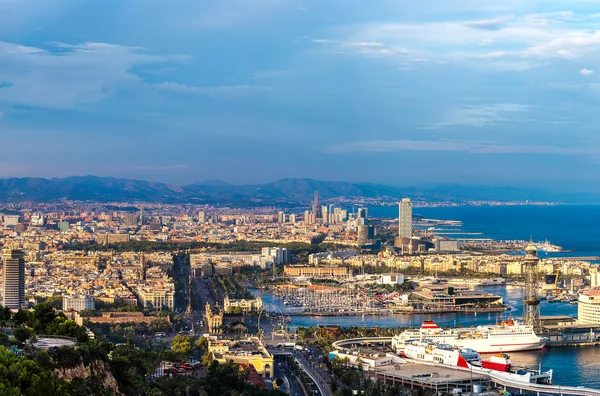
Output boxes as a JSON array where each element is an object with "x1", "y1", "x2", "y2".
[{"x1": 258, "y1": 285, "x2": 600, "y2": 389}]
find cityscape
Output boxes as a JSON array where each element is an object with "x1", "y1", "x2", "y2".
[
  {"x1": 4, "y1": 1, "x2": 600, "y2": 396},
  {"x1": 0, "y1": 196, "x2": 599, "y2": 395}
]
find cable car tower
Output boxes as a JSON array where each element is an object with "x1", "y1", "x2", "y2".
[{"x1": 522, "y1": 241, "x2": 541, "y2": 331}]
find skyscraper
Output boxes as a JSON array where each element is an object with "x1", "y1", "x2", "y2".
[
  {"x1": 321, "y1": 205, "x2": 328, "y2": 223},
  {"x1": 139, "y1": 205, "x2": 145, "y2": 225},
  {"x1": 357, "y1": 207, "x2": 368, "y2": 224},
  {"x1": 3, "y1": 249, "x2": 25, "y2": 310},
  {"x1": 277, "y1": 211, "x2": 285, "y2": 223},
  {"x1": 399, "y1": 198, "x2": 412, "y2": 238},
  {"x1": 312, "y1": 191, "x2": 320, "y2": 219}
]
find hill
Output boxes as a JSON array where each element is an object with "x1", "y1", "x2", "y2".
[{"x1": 0, "y1": 175, "x2": 586, "y2": 205}]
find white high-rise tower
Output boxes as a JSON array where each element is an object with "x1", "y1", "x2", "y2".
[{"x1": 399, "y1": 198, "x2": 412, "y2": 238}]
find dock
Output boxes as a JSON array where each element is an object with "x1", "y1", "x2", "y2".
[{"x1": 331, "y1": 337, "x2": 600, "y2": 396}]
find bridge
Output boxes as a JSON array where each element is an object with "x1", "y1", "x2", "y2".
[{"x1": 270, "y1": 348, "x2": 333, "y2": 396}]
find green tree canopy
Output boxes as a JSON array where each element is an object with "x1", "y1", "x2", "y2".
[{"x1": 170, "y1": 335, "x2": 193, "y2": 355}]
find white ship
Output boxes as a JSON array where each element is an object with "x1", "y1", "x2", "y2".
[
  {"x1": 401, "y1": 341, "x2": 553, "y2": 385},
  {"x1": 392, "y1": 318, "x2": 546, "y2": 354}
]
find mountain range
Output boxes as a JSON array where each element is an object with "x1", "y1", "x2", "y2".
[{"x1": 0, "y1": 175, "x2": 593, "y2": 205}]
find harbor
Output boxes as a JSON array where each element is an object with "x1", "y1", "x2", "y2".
[{"x1": 258, "y1": 284, "x2": 600, "y2": 389}]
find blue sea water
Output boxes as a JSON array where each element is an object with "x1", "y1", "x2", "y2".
[{"x1": 368, "y1": 204, "x2": 600, "y2": 258}]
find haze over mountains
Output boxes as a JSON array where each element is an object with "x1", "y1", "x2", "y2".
[{"x1": 0, "y1": 176, "x2": 591, "y2": 206}]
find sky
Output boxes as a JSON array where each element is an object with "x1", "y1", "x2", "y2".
[{"x1": 2, "y1": 0, "x2": 600, "y2": 190}]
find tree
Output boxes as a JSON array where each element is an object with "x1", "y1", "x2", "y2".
[
  {"x1": 0, "y1": 346, "x2": 70, "y2": 395},
  {"x1": 13, "y1": 325, "x2": 33, "y2": 343},
  {"x1": 195, "y1": 336, "x2": 208, "y2": 351},
  {"x1": 170, "y1": 334, "x2": 193, "y2": 355},
  {"x1": 12, "y1": 309, "x2": 29, "y2": 325},
  {"x1": 201, "y1": 351, "x2": 214, "y2": 367}
]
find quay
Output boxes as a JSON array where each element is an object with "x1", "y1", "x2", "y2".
[
  {"x1": 372, "y1": 362, "x2": 600, "y2": 396},
  {"x1": 331, "y1": 337, "x2": 600, "y2": 396}
]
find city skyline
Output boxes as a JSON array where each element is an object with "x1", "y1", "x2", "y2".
[{"x1": 3, "y1": 1, "x2": 600, "y2": 190}]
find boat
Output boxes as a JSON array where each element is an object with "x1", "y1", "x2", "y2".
[
  {"x1": 392, "y1": 318, "x2": 546, "y2": 354},
  {"x1": 401, "y1": 342, "x2": 553, "y2": 385},
  {"x1": 481, "y1": 353, "x2": 511, "y2": 372}
]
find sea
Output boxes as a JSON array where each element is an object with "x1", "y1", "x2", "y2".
[{"x1": 262, "y1": 205, "x2": 600, "y2": 389}]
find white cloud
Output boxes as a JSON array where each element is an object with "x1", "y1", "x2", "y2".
[
  {"x1": 0, "y1": 41, "x2": 181, "y2": 109},
  {"x1": 133, "y1": 164, "x2": 188, "y2": 171},
  {"x1": 580, "y1": 68, "x2": 594, "y2": 76},
  {"x1": 433, "y1": 103, "x2": 532, "y2": 128},
  {"x1": 157, "y1": 82, "x2": 268, "y2": 98},
  {"x1": 326, "y1": 139, "x2": 593, "y2": 155},
  {"x1": 479, "y1": 39, "x2": 494, "y2": 46},
  {"x1": 312, "y1": 39, "x2": 333, "y2": 43},
  {"x1": 343, "y1": 41, "x2": 384, "y2": 48},
  {"x1": 461, "y1": 15, "x2": 515, "y2": 31},
  {"x1": 296, "y1": 6, "x2": 308, "y2": 12}
]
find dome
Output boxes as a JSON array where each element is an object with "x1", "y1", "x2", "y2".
[{"x1": 525, "y1": 243, "x2": 538, "y2": 256}]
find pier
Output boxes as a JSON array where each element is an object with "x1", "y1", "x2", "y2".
[{"x1": 331, "y1": 337, "x2": 600, "y2": 396}]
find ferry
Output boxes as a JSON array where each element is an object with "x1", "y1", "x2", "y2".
[
  {"x1": 392, "y1": 318, "x2": 546, "y2": 354},
  {"x1": 401, "y1": 342, "x2": 553, "y2": 385}
]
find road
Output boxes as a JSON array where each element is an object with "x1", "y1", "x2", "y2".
[{"x1": 275, "y1": 356, "x2": 306, "y2": 396}]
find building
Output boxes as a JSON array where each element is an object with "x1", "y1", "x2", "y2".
[
  {"x1": 277, "y1": 211, "x2": 285, "y2": 223},
  {"x1": 198, "y1": 211, "x2": 206, "y2": 223},
  {"x1": 3, "y1": 215, "x2": 21, "y2": 227},
  {"x1": 380, "y1": 273, "x2": 405, "y2": 285},
  {"x1": 124, "y1": 214, "x2": 139, "y2": 228},
  {"x1": 437, "y1": 239, "x2": 460, "y2": 252},
  {"x1": 209, "y1": 337, "x2": 274, "y2": 377},
  {"x1": 136, "y1": 284, "x2": 174, "y2": 311},
  {"x1": 590, "y1": 267, "x2": 600, "y2": 288},
  {"x1": 357, "y1": 208, "x2": 368, "y2": 224},
  {"x1": 578, "y1": 288, "x2": 600, "y2": 325},
  {"x1": 63, "y1": 294, "x2": 95, "y2": 312},
  {"x1": 3, "y1": 249, "x2": 25, "y2": 310},
  {"x1": 223, "y1": 296, "x2": 263, "y2": 313},
  {"x1": 399, "y1": 198, "x2": 412, "y2": 238},
  {"x1": 261, "y1": 247, "x2": 290, "y2": 264},
  {"x1": 357, "y1": 225, "x2": 374, "y2": 245},
  {"x1": 205, "y1": 303, "x2": 223, "y2": 333},
  {"x1": 96, "y1": 233, "x2": 131, "y2": 245},
  {"x1": 284, "y1": 265, "x2": 349, "y2": 278}
]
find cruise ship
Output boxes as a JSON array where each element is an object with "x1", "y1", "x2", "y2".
[
  {"x1": 401, "y1": 342, "x2": 553, "y2": 385},
  {"x1": 392, "y1": 318, "x2": 546, "y2": 354}
]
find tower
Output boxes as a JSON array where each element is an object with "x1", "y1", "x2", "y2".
[
  {"x1": 312, "y1": 191, "x2": 319, "y2": 219},
  {"x1": 139, "y1": 205, "x2": 145, "y2": 225},
  {"x1": 3, "y1": 249, "x2": 25, "y2": 310},
  {"x1": 522, "y1": 242, "x2": 541, "y2": 331},
  {"x1": 139, "y1": 253, "x2": 146, "y2": 281},
  {"x1": 399, "y1": 198, "x2": 413, "y2": 238}
]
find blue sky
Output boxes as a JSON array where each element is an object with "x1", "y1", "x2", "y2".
[{"x1": 1, "y1": 0, "x2": 600, "y2": 190}]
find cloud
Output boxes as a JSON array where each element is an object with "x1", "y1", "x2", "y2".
[
  {"x1": 580, "y1": 68, "x2": 594, "y2": 76},
  {"x1": 133, "y1": 164, "x2": 188, "y2": 171},
  {"x1": 296, "y1": 6, "x2": 308, "y2": 12},
  {"x1": 326, "y1": 139, "x2": 594, "y2": 156},
  {"x1": 461, "y1": 15, "x2": 515, "y2": 31},
  {"x1": 156, "y1": 82, "x2": 268, "y2": 98},
  {"x1": 478, "y1": 39, "x2": 494, "y2": 46},
  {"x1": 343, "y1": 41, "x2": 384, "y2": 48},
  {"x1": 312, "y1": 39, "x2": 333, "y2": 43},
  {"x1": 0, "y1": 40, "x2": 184, "y2": 109},
  {"x1": 433, "y1": 103, "x2": 532, "y2": 128}
]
